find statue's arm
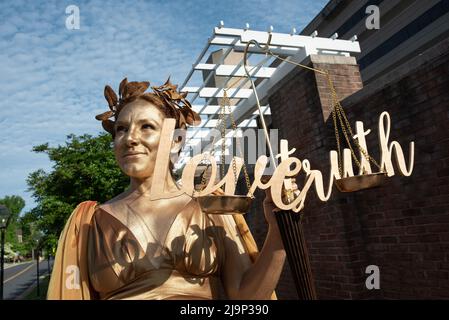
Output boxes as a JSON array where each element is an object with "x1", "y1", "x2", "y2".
[{"x1": 221, "y1": 190, "x2": 286, "y2": 300}]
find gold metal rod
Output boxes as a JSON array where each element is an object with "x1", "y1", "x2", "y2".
[
  {"x1": 242, "y1": 37, "x2": 329, "y2": 171},
  {"x1": 243, "y1": 37, "x2": 278, "y2": 170}
]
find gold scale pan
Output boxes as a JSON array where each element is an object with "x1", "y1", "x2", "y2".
[
  {"x1": 335, "y1": 172, "x2": 387, "y2": 192},
  {"x1": 197, "y1": 194, "x2": 253, "y2": 215}
]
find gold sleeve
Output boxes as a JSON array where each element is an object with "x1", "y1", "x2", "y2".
[{"x1": 47, "y1": 201, "x2": 98, "y2": 300}]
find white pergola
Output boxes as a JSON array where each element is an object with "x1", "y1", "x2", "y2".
[{"x1": 178, "y1": 22, "x2": 360, "y2": 167}]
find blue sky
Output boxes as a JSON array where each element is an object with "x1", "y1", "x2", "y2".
[{"x1": 0, "y1": 0, "x2": 327, "y2": 213}]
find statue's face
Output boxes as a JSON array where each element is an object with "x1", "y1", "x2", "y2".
[{"x1": 114, "y1": 99, "x2": 165, "y2": 179}]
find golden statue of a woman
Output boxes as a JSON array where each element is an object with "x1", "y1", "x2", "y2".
[{"x1": 47, "y1": 78, "x2": 289, "y2": 300}]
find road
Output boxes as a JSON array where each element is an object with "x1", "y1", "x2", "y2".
[{"x1": 3, "y1": 259, "x2": 53, "y2": 300}]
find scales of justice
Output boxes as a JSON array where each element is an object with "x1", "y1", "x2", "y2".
[{"x1": 150, "y1": 23, "x2": 415, "y2": 299}]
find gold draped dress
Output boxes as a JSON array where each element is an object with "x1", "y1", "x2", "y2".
[{"x1": 47, "y1": 199, "x2": 265, "y2": 300}]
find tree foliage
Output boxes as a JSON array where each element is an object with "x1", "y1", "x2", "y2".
[
  {"x1": 25, "y1": 133, "x2": 129, "y2": 252},
  {"x1": 0, "y1": 195, "x2": 25, "y2": 253}
]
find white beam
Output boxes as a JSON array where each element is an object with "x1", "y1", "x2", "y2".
[
  {"x1": 194, "y1": 63, "x2": 276, "y2": 78},
  {"x1": 210, "y1": 36, "x2": 237, "y2": 46},
  {"x1": 239, "y1": 119, "x2": 258, "y2": 127},
  {"x1": 186, "y1": 129, "x2": 210, "y2": 138},
  {"x1": 202, "y1": 119, "x2": 258, "y2": 128},
  {"x1": 182, "y1": 86, "x2": 200, "y2": 92},
  {"x1": 233, "y1": 43, "x2": 300, "y2": 55},
  {"x1": 192, "y1": 104, "x2": 271, "y2": 115},
  {"x1": 203, "y1": 120, "x2": 220, "y2": 128},
  {"x1": 214, "y1": 27, "x2": 246, "y2": 37},
  {"x1": 240, "y1": 30, "x2": 361, "y2": 53},
  {"x1": 182, "y1": 87, "x2": 253, "y2": 99},
  {"x1": 214, "y1": 27, "x2": 361, "y2": 54},
  {"x1": 210, "y1": 36, "x2": 301, "y2": 56}
]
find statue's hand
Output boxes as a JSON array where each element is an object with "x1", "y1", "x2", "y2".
[{"x1": 262, "y1": 178, "x2": 299, "y2": 227}]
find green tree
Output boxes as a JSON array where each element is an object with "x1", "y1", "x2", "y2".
[
  {"x1": 0, "y1": 195, "x2": 25, "y2": 252},
  {"x1": 25, "y1": 133, "x2": 129, "y2": 252}
]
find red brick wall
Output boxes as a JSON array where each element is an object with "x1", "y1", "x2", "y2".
[{"x1": 247, "y1": 40, "x2": 449, "y2": 299}]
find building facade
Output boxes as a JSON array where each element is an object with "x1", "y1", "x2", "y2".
[
  {"x1": 301, "y1": 0, "x2": 449, "y2": 85},
  {"x1": 189, "y1": 0, "x2": 449, "y2": 299},
  {"x1": 245, "y1": 0, "x2": 449, "y2": 299}
]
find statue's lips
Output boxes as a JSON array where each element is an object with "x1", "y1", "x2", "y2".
[{"x1": 123, "y1": 152, "x2": 146, "y2": 159}]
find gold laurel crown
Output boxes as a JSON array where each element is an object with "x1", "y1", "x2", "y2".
[{"x1": 95, "y1": 77, "x2": 201, "y2": 134}]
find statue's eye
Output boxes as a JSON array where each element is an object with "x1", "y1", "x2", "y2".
[
  {"x1": 116, "y1": 125, "x2": 126, "y2": 132},
  {"x1": 142, "y1": 123, "x2": 154, "y2": 130}
]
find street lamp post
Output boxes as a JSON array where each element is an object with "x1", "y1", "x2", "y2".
[
  {"x1": 0, "y1": 205, "x2": 12, "y2": 300},
  {"x1": 36, "y1": 245, "x2": 40, "y2": 297},
  {"x1": 33, "y1": 231, "x2": 43, "y2": 298}
]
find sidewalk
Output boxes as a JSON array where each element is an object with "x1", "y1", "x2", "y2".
[{"x1": 17, "y1": 273, "x2": 50, "y2": 300}]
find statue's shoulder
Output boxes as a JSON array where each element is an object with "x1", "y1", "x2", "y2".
[
  {"x1": 56, "y1": 201, "x2": 98, "y2": 245},
  {"x1": 97, "y1": 196, "x2": 126, "y2": 213},
  {"x1": 98, "y1": 191, "x2": 130, "y2": 209},
  {"x1": 93, "y1": 192, "x2": 131, "y2": 225},
  {"x1": 69, "y1": 201, "x2": 98, "y2": 223},
  {"x1": 89, "y1": 189, "x2": 130, "y2": 213},
  {"x1": 77, "y1": 200, "x2": 98, "y2": 208}
]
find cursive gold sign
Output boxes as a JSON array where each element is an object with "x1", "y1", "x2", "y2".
[{"x1": 150, "y1": 111, "x2": 414, "y2": 213}]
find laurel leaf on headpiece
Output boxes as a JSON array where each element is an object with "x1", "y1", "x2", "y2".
[
  {"x1": 104, "y1": 86, "x2": 118, "y2": 110},
  {"x1": 95, "y1": 110, "x2": 114, "y2": 121},
  {"x1": 119, "y1": 78, "x2": 128, "y2": 98},
  {"x1": 184, "y1": 107, "x2": 202, "y2": 126},
  {"x1": 151, "y1": 77, "x2": 201, "y2": 126},
  {"x1": 96, "y1": 77, "x2": 201, "y2": 135},
  {"x1": 101, "y1": 119, "x2": 115, "y2": 134},
  {"x1": 124, "y1": 81, "x2": 150, "y2": 99}
]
